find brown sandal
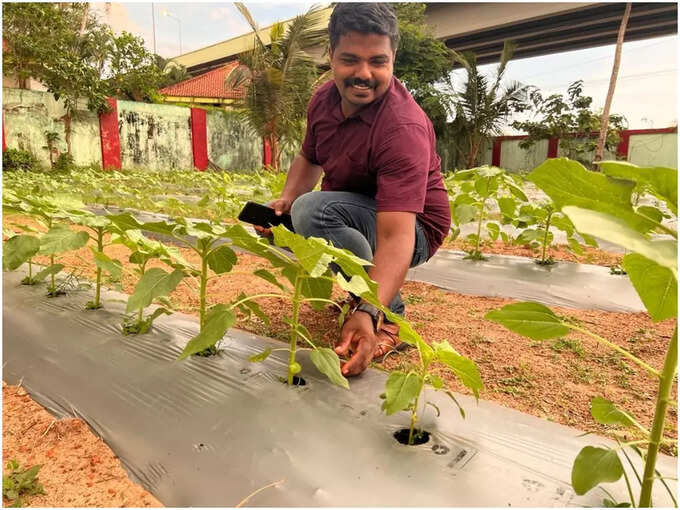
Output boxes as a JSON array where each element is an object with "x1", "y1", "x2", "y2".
[{"x1": 372, "y1": 322, "x2": 410, "y2": 361}]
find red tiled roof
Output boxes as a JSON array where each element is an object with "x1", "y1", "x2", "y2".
[{"x1": 160, "y1": 61, "x2": 245, "y2": 99}]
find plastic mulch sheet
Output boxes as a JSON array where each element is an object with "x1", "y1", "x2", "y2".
[
  {"x1": 408, "y1": 250, "x2": 645, "y2": 313},
  {"x1": 3, "y1": 269, "x2": 676, "y2": 507},
  {"x1": 89, "y1": 206, "x2": 644, "y2": 313}
]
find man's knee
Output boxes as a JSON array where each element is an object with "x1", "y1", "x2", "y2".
[{"x1": 291, "y1": 191, "x2": 323, "y2": 236}]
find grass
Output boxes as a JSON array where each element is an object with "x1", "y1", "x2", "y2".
[{"x1": 550, "y1": 338, "x2": 585, "y2": 357}]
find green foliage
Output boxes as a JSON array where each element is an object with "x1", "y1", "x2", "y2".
[
  {"x1": 393, "y1": 3, "x2": 455, "y2": 138},
  {"x1": 512, "y1": 80, "x2": 627, "y2": 168},
  {"x1": 2, "y1": 149, "x2": 38, "y2": 172},
  {"x1": 3, "y1": 460, "x2": 45, "y2": 506},
  {"x1": 487, "y1": 158, "x2": 677, "y2": 506},
  {"x1": 449, "y1": 41, "x2": 531, "y2": 168},
  {"x1": 226, "y1": 3, "x2": 329, "y2": 170},
  {"x1": 53, "y1": 153, "x2": 75, "y2": 173},
  {"x1": 3, "y1": 235, "x2": 40, "y2": 271}
]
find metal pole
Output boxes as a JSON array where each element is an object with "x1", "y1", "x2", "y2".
[
  {"x1": 179, "y1": 19, "x2": 182, "y2": 55},
  {"x1": 151, "y1": 2, "x2": 157, "y2": 55}
]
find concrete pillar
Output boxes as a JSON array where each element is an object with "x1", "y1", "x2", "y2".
[
  {"x1": 190, "y1": 107, "x2": 208, "y2": 171},
  {"x1": 99, "y1": 97, "x2": 121, "y2": 170}
]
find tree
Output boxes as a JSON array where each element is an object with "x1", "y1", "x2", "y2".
[
  {"x1": 393, "y1": 3, "x2": 456, "y2": 138},
  {"x1": 3, "y1": 3, "x2": 165, "y2": 155},
  {"x1": 226, "y1": 3, "x2": 329, "y2": 171},
  {"x1": 594, "y1": 3, "x2": 632, "y2": 163},
  {"x1": 512, "y1": 80, "x2": 627, "y2": 168},
  {"x1": 155, "y1": 56, "x2": 193, "y2": 90},
  {"x1": 450, "y1": 41, "x2": 530, "y2": 168}
]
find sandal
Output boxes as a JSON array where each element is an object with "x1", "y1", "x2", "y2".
[{"x1": 372, "y1": 321, "x2": 410, "y2": 361}]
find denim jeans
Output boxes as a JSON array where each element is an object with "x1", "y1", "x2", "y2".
[{"x1": 290, "y1": 191, "x2": 430, "y2": 316}]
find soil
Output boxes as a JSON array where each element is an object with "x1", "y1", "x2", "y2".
[
  {"x1": 3, "y1": 216, "x2": 677, "y2": 505},
  {"x1": 2, "y1": 382, "x2": 162, "y2": 508}
]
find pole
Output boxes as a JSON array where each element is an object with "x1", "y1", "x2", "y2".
[{"x1": 151, "y1": 3, "x2": 157, "y2": 55}]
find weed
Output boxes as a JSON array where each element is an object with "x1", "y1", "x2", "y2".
[
  {"x1": 550, "y1": 338, "x2": 585, "y2": 357},
  {"x1": 2, "y1": 460, "x2": 45, "y2": 507},
  {"x1": 403, "y1": 294, "x2": 425, "y2": 305}
]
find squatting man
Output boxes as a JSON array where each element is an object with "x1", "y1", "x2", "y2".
[{"x1": 256, "y1": 3, "x2": 450, "y2": 377}]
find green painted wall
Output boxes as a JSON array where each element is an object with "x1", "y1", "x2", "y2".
[
  {"x1": 2, "y1": 88, "x2": 102, "y2": 168},
  {"x1": 117, "y1": 100, "x2": 194, "y2": 171},
  {"x1": 207, "y1": 109, "x2": 262, "y2": 171},
  {"x1": 628, "y1": 133, "x2": 677, "y2": 168}
]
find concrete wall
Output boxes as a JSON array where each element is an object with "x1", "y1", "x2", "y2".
[
  {"x1": 207, "y1": 109, "x2": 262, "y2": 171},
  {"x1": 117, "y1": 100, "x2": 194, "y2": 171},
  {"x1": 628, "y1": 132, "x2": 678, "y2": 168},
  {"x1": 2, "y1": 88, "x2": 102, "y2": 167},
  {"x1": 500, "y1": 139, "x2": 548, "y2": 173}
]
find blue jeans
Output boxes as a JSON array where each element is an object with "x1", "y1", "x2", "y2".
[{"x1": 291, "y1": 191, "x2": 430, "y2": 316}]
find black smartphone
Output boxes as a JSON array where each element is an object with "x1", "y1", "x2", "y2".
[{"x1": 237, "y1": 201, "x2": 295, "y2": 232}]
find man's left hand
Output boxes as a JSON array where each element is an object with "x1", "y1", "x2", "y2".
[{"x1": 335, "y1": 310, "x2": 377, "y2": 376}]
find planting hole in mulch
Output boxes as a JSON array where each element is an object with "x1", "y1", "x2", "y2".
[
  {"x1": 393, "y1": 428, "x2": 431, "y2": 445},
  {"x1": 279, "y1": 376, "x2": 307, "y2": 386}
]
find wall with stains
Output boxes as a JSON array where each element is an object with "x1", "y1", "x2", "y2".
[
  {"x1": 2, "y1": 88, "x2": 102, "y2": 168},
  {"x1": 117, "y1": 101, "x2": 194, "y2": 171}
]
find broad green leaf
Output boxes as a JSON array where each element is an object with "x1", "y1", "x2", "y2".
[
  {"x1": 283, "y1": 266, "x2": 334, "y2": 310},
  {"x1": 126, "y1": 268, "x2": 185, "y2": 312},
  {"x1": 225, "y1": 224, "x2": 289, "y2": 268},
  {"x1": 590, "y1": 397, "x2": 637, "y2": 428},
  {"x1": 207, "y1": 245, "x2": 237, "y2": 274},
  {"x1": 90, "y1": 248, "x2": 122, "y2": 279},
  {"x1": 599, "y1": 161, "x2": 677, "y2": 215},
  {"x1": 178, "y1": 305, "x2": 236, "y2": 360},
  {"x1": 550, "y1": 214, "x2": 575, "y2": 235},
  {"x1": 581, "y1": 233, "x2": 599, "y2": 248},
  {"x1": 507, "y1": 183, "x2": 529, "y2": 202},
  {"x1": 253, "y1": 268, "x2": 286, "y2": 291},
  {"x1": 236, "y1": 293, "x2": 270, "y2": 325},
  {"x1": 497, "y1": 197, "x2": 517, "y2": 218},
  {"x1": 475, "y1": 175, "x2": 498, "y2": 198},
  {"x1": 571, "y1": 446, "x2": 624, "y2": 495},
  {"x1": 39, "y1": 225, "x2": 89, "y2": 255},
  {"x1": 486, "y1": 222, "x2": 500, "y2": 241},
  {"x1": 139, "y1": 220, "x2": 178, "y2": 237},
  {"x1": 3, "y1": 235, "x2": 40, "y2": 270},
  {"x1": 33, "y1": 263, "x2": 64, "y2": 282},
  {"x1": 310, "y1": 348, "x2": 349, "y2": 389},
  {"x1": 273, "y1": 227, "x2": 335, "y2": 277},
  {"x1": 454, "y1": 204, "x2": 477, "y2": 225},
  {"x1": 382, "y1": 371, "x2": 422, "y2": 415},
  {"x1": 567, "y1": 237, "x2": 584, "y2": 255},
  {"x1": 636, "y1": 205, "x2": 665, "y2": 225},
  {"x1": 249, "y1": 347, "x2": 272, "y2": 362},
  {"x1": 623, "y1": 253, "x2": 677, "y2": 321},
  {"x1": 433, "y1": 341, "x2": 483, "y2": 399},
  {"x1": 107, "y1": 213, "x2": 144, "y2": 231},
  {"x1": 529, "y1": 158, "x2": 657, "y2": 234},
  {"x1": 485, "y1": 302, "x2": 570, "y2": 340},
  {"x1": 564, "y1": 206, "x2": 677, "y2": 276}
]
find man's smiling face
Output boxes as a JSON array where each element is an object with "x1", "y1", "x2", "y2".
[{"x1": 330, "y1": 31, "x2": 395, "y2": 117}]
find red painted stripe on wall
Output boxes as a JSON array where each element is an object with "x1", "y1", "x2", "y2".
[
  {"x1": 547, "y1": 137, "x2": 559, "y2": 158},
  {"x1": 263, "y1": 138, "x2": 272, "y2": 167},
  {"x1": 491, "y1": 138, "x2": 502, "y2": 166},
  {"x1": 99, "y1": 97, "x2": 121, "y2": 170},
  {"x1": 190, "y1": 108, "x2": 208, "y2": 171},
  {"x1": 616, "y1": 131, "x2": 631, "y2": 159}
]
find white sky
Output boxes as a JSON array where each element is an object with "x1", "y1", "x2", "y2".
[{"x1": 90, "y1": 2, "x2": 678, "y2": 131}]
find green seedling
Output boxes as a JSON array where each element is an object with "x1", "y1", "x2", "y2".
[
  {"x1": 37, "y1": 223, "x2": 89, "y2": 297},
  {"x1": 447, "y1": 166, "x2": 528, "y2": 260},
  {"x1": 380, "y1": 334, "x2": 483, "y2": 445},
  {"x1": 513, "y1": 201, "x2": 597, "y2": 265},
  {"x1": 3, "y1": 460, "x2": 45, "y2": 507},
  {"x1": 486, "y1": 159, "x2": 677, "y2": 506}
]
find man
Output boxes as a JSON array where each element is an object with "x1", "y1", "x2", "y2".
[{"x1": 259, "y1": 3, "x2": 451, "y2": 377}]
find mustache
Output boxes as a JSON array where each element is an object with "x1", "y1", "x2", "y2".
[{"x1": 344, "y1": 77, "x2": 376, "y2": 88}]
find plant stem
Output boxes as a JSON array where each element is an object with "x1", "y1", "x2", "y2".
[
  {"x1": 568, "y1": 324, "x2": 661, "y2": 378},
  {"x1": 287, "y1": 275, "x2": 303, "y2": 386},
  {"x1": 541, "y1": 211, "x2": 553, "y2": 263},
  {"x1": 230, "y1": 293, "x2": 288, "y2": 310},
  {"x1": 28, "y1": 258, "x2": 33, "y2": 279},
  {"x1": 408, "y1": 376, "x2": 424, "y2": 445},
  {"x1": 94, "y1": 229, "x2": 103, "y2": 307},
  {"x1": 50, "y1": 254, "x2": 56, "y2": 291},
  {"x1": 638, "y1": 325, "x2": 677, "y2": 507},
  {"x1": 199, "y1": 250, "x2": 208, "y2": 331},
  {"x1": 475, "y1": 201, "x2": 484, "y2": 255}
]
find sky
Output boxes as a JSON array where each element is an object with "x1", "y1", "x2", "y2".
[{"x1": 89, "y1": 2, "x2": 678, "y2": 131}]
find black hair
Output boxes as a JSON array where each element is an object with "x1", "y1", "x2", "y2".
[{"x1": 329, "y1": 3, "x2": 399, "y2": 52}]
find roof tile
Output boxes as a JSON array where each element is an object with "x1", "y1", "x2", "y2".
[{"x1": 159, "y1": 61, "x2": 245, "y2": 99}]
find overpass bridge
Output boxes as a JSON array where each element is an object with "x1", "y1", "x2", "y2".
[{"x1": 173, "y1": 2, "x2": 677, "y2": 75}]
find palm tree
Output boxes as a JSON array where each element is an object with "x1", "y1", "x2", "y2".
[
  {"x1": 450, "y1": 41, "x2": 530, "y2": 168},
  {"x1": 225, "y1": 3, "x2": 330, "y2": 171}
]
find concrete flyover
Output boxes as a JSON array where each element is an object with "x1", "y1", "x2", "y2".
[{"x1": 173, "y1": 2, "x2": 677, "y2": 75}]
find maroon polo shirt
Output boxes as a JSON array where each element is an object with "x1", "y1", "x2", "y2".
[{"x1": 301, "y1": 76, "x2": 451, "y2": 259}]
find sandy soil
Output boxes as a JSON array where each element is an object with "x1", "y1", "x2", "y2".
[
  {"x1": 3, "y1": 216, "x2": 677, "y2": 505},
  {"x1": 2, "y1": 382, "x2": 162, "y2": 507}
]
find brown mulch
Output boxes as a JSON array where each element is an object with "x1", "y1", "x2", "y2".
[
  {"x1": 442, "y1": 238, "x2": 624, "y2": 267},
  {"x1": 2, "y1": 215, "x2": 677, "y2": 505},
  {"x1": 2, "y1": 382, "x2": 163, "y2": 507}
]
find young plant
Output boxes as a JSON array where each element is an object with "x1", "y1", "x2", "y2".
[
  {"x1": 380, "y1": 334, "x2": 482, "y2": 445},
  {"x1": 37, "y1": 223, "x2": 89, "y2": 296},
  {"x1": 513, "y1": 201, "x2": 597, "y2": 265},
  {"x1": 3, "y1": 460, "x2": 45, "y2": 507},
  {"x1": 447, "y1": 166, "x2": 527, "y2": 260},
  {"x1": 486, "y1": 159, "x2": 677, "y2": 507},
  {"x1": 178, "y1": 224, "x2": 380, "y2": 388}
]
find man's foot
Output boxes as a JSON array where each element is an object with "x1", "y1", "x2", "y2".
[{"x1": 372, "y1": 322, "x2": 410, "y2": 361}]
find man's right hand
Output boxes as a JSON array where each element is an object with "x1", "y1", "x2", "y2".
[{"x1": 253, "y1": 197, "x2": 293, "y2": 236}]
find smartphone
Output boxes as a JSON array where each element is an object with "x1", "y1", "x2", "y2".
[{"x1": 237, "y1": 201, "x2": 295, "y2": 232}]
